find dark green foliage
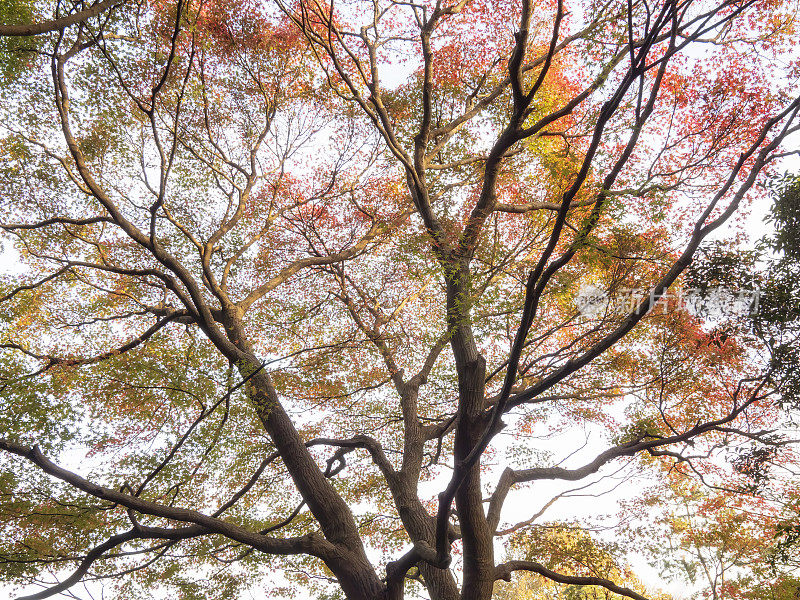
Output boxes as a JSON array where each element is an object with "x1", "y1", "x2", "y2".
[
  {"x1": 767, "y1": 175, "x2": 800, "y2": 261},
  {"x1": 756, "y1": 175, "x2": 800, "y2": 409}
]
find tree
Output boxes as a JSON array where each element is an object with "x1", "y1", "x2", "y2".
[
  {"x1": 0, "y1": 1, "x2": 799, "y2": 599},
  {"x1": 635, "y1": 481, "x2": 800, "y2": 600}
]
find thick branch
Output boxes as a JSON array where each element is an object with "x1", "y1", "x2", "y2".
[
  {"x1": 496, "y1": 560, "x2": 649, "y2": 600},
  {"x1": 0, "y1": 0, "x2": 122, "y2": 37},
  {"x1": 0, "y1": 439, "x2": 335, "y2": 559}
]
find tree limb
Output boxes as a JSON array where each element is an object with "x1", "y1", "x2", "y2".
[
  {"x1": 0, "y1": 0, "x2": 123, "y2": 37},
  {"x1": 496, "y1": 560, "x2": 650, "y2": 600}
]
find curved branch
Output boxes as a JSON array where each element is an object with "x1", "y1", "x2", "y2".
[
  {"x1": 1, "y1": 313, "x2": 181, "y2": 373},
  {"x1": 0, "y1": 266, "x2": 73, "y2": 303},
  {"x1": 488, "y1": 377, "x2": 769, "y2": 528},
  {"x1": 1, "y1": 216, "x2": 112, "y2": 230},
  {"x1": 16, "y1": 524, "x2": 203, "y2": 600},
  {"x1": 509, "y1": 95, "x2": 800, "y2": 409},
  {"x1": 237, "y1": 213, "x2": 402, "y2": 312},
  {"x1": 496, "y1": 560, "x2": 649, "y2": 600},
  {"x1": 308, "y1": 435, "x2": 397, "y2": 483},
  {"x1": 0, "y1": 439, "x2": 335, "y2": 560},
  {"x1": 0, "y1": 0, "x2": 123, "y2": 37}
]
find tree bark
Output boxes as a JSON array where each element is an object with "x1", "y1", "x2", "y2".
[
  {"x1": 223, "y1": 311, "x2": 389, "y2": 600},
  {"x1": 447, "y1": 265, "x2": 495, "y2": 600}
]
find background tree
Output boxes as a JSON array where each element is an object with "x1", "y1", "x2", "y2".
[
  {"x1": 0, "y1": 1, "x2": 799, "y2": 599},
  {"x1": 622, "y1": 174, "x2": 800, "y2": 600}
]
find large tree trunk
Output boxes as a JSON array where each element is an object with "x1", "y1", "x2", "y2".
[
  {"x1": 225, "y1": 313, "x2": 389, "y2": 599},
  {"x1": 448, "y1": 265, "x2": 496, "y2": 600}
]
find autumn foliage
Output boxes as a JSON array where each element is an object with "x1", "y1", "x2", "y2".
[{"x1": 1, "y1": 1, "x2": 800, "y2": 599}]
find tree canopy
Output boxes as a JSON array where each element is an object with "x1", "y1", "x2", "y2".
[{"x1": 1, "y1": 1, "x2": 799, "y2": 599}]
